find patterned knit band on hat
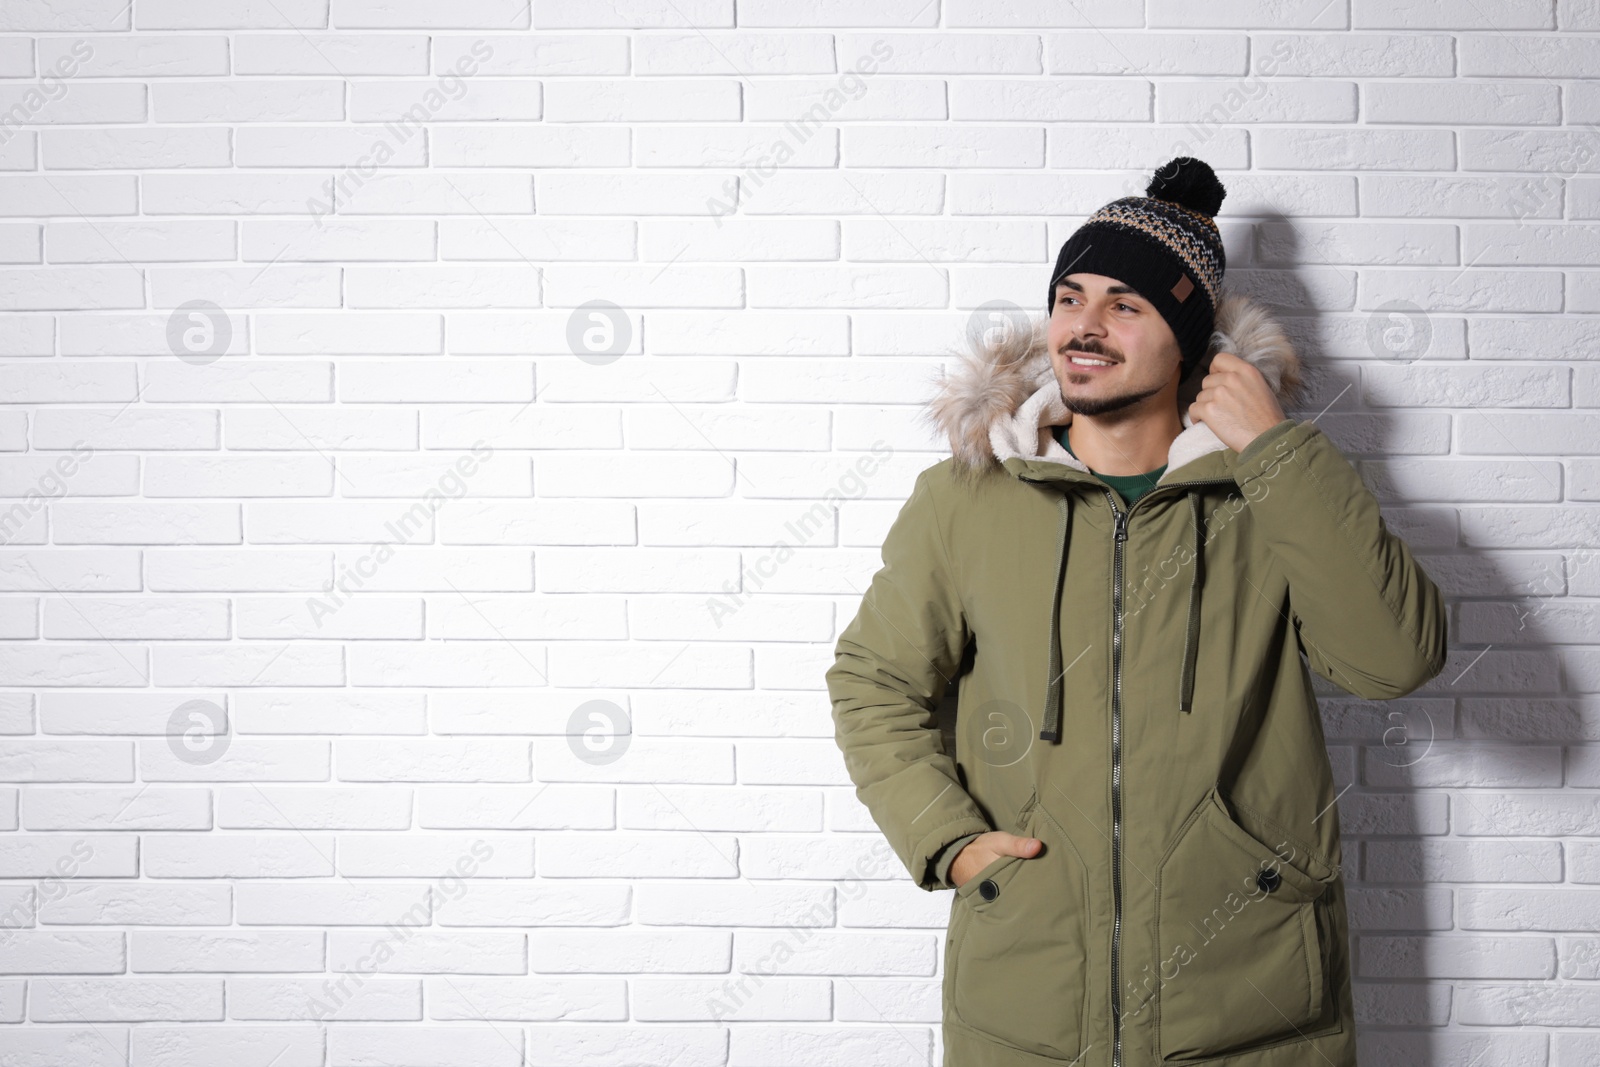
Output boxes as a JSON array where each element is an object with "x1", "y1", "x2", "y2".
[{"x1": 1047, "y1": 156, "x2": 1227, "y2": 382}]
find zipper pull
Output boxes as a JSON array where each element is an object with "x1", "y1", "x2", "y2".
[{"x1": 1114, "y1": 504, "x2": 1129, "y2": 543}]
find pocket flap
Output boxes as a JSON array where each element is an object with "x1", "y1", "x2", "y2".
[{"x1": 1201, "y1": 789, "x2": 1330, "y2": 905}]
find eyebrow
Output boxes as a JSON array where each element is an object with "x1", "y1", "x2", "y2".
[{"x1": 1056, "y1": 279, "x2": 1145, "y2": 299}]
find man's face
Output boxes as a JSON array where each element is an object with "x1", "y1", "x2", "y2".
[{"x1": 1047, "y1": 273, "x2": 1182, "y2": 417}]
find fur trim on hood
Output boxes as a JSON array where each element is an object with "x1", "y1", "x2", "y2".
[{"x1": 922, "y1": 290, "x2": 1306, "y2": 483}]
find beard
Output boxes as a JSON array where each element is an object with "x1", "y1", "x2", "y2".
[
  {"x1": 1061, "y1": 380, "x2": 1169, "y2": 417},
  {"x1": 1058, "y1": 338, "x2": 1169, "y2": 417}
]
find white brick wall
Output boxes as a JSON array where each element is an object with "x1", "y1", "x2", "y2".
[{"x1": 0, "y1": 2, "x2": 1595, "y2": 1064}]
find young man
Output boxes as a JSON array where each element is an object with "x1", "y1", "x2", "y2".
[{"x1": 825, "y1": 157, "x2": 1448, "y2": 1067}]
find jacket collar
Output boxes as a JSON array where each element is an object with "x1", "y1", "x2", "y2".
[{"x1": 925, "y1": 289, "x2": 1306, "y2": 488}]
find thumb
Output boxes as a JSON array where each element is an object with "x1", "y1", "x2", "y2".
[{"x1": 987, "y1": 831, "x2": 1044, "y2": 859}]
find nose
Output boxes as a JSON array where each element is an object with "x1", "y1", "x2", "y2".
[
  {"x1": 1069, "y1": 314, "x2": 1107, "y2": 348},
  {"x1": 1070, "y1": 304, "x2": 1107, "y2": 342}
]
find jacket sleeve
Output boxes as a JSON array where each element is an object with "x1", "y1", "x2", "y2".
[
  {"x1": 934, "y1": 831, "x2": 985, "y2": 889},
  {"x1": 1232, "y1": 418, "x2": 1450, "y2": 700},
  {"x1": 826, "y1": 465, "x2": 994, "y2": 892}
]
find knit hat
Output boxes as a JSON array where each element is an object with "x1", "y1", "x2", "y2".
[{"x1": 1047, "y1": 157, "x2": 1227, "y2": 382}]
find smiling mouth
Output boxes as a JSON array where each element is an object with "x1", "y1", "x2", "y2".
[{"x1": 1067, "y1": 355, "x2": 1119, "y2": 368}]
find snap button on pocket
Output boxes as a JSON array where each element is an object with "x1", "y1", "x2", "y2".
[
  {"x1": 978, "y1": 878, "x2": 999, "y2": 901},
  {"x1": 1256, "y1": 866, "x2": 1282, "y2": 894}
]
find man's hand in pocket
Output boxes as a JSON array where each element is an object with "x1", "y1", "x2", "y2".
[{"x1": 950, "y1": 830, "x2": 1043, "y2": 889}]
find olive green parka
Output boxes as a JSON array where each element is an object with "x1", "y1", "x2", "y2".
[{"x1": 825, "y1": 291, "x2": 1449, "y2": 1067}]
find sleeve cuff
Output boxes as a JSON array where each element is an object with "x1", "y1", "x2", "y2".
[
  {"x1": 1231, "y1": 417, "x2": 1312, "y2": 484},
  {"x1": 932, "y1": 832, "x2": 985, "y2": 889}
]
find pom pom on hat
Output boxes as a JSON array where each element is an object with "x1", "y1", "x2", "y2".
[{"x1": 1145, "y1": 156, "x2": 1227, "y2": 219}]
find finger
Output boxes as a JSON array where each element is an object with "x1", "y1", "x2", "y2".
[{"x1": 993, "y1": 833, "x2": 1043, "y2": 859}]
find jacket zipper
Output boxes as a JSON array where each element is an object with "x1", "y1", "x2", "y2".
[
  {"x1": 1103, "y1": 477, "x2": 1232, "y2": 1067},
  {"x1": 1107, "y1": 487, "x2": 1128, "y2": 1067}
]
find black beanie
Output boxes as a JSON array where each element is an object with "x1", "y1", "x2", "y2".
[{"x1": 1047, "y1": 157, "x2": 1227, "y2": 382}]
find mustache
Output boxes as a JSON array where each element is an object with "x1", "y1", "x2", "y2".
[{"x1": 1061, "y1": 338, "x2": 1121, "y2": 360}]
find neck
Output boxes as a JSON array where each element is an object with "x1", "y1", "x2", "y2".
[{"x1": 1064, "y1": 406, "x2": 1183, "y2": 475}]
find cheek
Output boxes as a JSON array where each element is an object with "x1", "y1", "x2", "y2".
[
  {"x1": 1119, "y1": 324, "x2": 1168, "y2": 365},
  {"x1": 1046, "y1": 318, "x2": 1070, "y2": 350}
]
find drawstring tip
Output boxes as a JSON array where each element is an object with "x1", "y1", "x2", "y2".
[{"x1": 1039, "y1": 726, "x2": 1060, "y2": 742}]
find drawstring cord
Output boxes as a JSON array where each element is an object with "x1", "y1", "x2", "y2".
[
  {"x1": 1039, "y1": 492, "x2": 1072, "y2": 742},
  {"x1": 1179, "y1": 490, "x2": 1204, "y2": 714},
  {"x1": 1039, "y1": 487, "x2": 1206, "y2": 741}
]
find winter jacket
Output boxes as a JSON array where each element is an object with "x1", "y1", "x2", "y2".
[{"x1": 824, "y1": 290, "x2": 1449, "y2": 1067}]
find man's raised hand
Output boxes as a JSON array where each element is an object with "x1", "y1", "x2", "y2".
[{"x1": 1188, "y1": 349, "x2": 1288, "y2": 455}]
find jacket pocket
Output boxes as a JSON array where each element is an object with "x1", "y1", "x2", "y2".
[
  {"x1": 947, "y1": 791, "x2": 1090, "y2": 1059},
  {"x1": 1156, "y1": 786, "x2": 1333, "y2": 1062}
]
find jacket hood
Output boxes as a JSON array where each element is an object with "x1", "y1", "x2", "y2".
[{"x1": 924, "y1": 289, "x2": 1306, "y2": 481}]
